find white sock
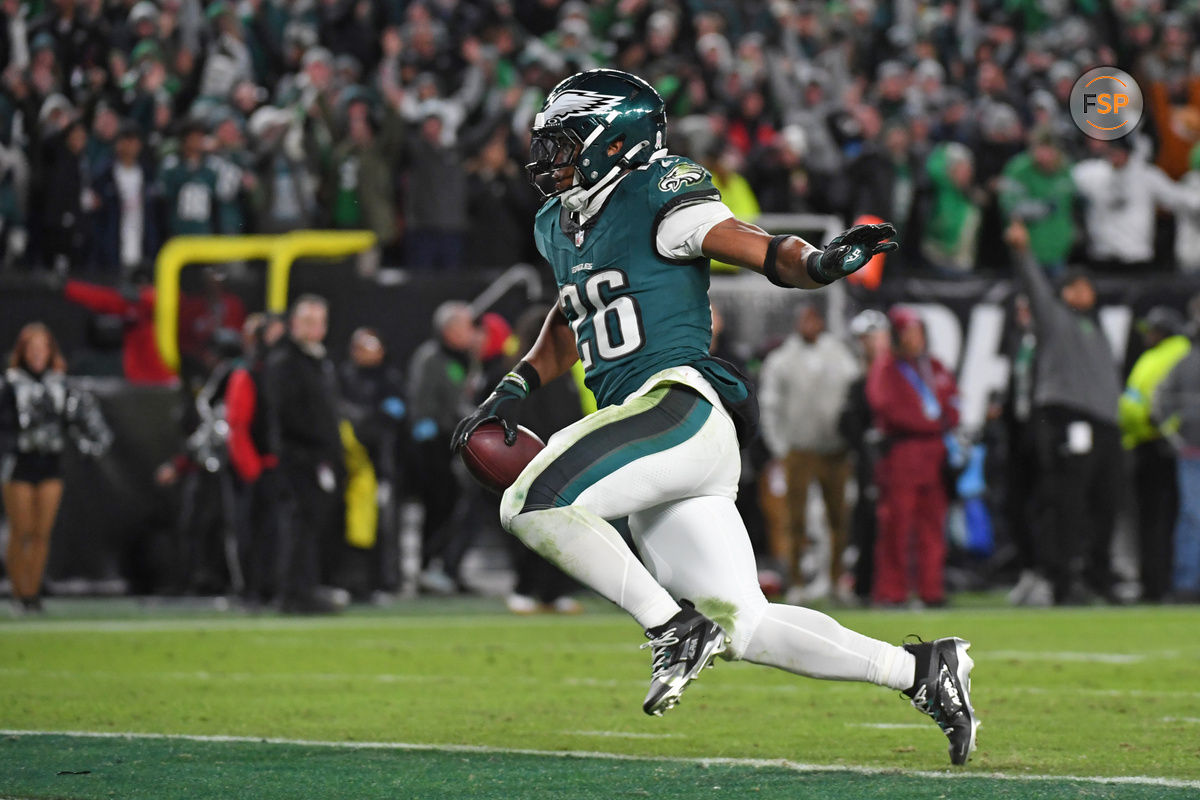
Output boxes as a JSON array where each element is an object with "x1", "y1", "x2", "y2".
[
  {"x1": 506, "y1": 506, "x2": 680, "y2": 629},
  {"x1": 741, "y1": 603, "x2": 916, "y2": 691}
]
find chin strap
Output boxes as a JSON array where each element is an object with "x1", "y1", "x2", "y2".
[
  {"x1": 561, "y1": 186, "x2": 589, "y2": 212},
  {"x1": 562, "y1": 162, "x2": 628, "y2": 213},
  {"x1": 562, "y1": 144, "x2": 661, "y2": 214}
]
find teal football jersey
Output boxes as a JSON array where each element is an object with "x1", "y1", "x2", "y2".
[{"x1": 534, "y1": 156, "x2": 735, "y2": 409}]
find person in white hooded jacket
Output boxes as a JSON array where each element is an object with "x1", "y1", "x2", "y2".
[{"x1": 758, "y1": 302, "x2": 861, "y2": 599}]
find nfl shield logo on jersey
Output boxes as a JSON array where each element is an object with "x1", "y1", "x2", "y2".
[{"x1": 574, "y1": 229, "x2": 586, "y2": 248}]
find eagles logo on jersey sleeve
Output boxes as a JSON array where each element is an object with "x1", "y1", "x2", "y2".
[
  {"x1": 657, "y1": 161, "x2": 707, "y2": 193},
  {"x1": 644, "y1": 156, "x2": 722, "y2": 259}
]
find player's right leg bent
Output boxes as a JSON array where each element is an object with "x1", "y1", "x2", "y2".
[
  {"x1": 499, "y1": 381, "x2": 733, "y2": 714},
  {"x1": 499, "y1": 383, "x2": 721, "y2": 628}
]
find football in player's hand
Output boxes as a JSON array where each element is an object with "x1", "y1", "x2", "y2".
[{"x1": 459, "y1": 422, "x2": 545, "y2": 494}]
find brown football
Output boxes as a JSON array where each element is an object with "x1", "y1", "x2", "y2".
[{"x1": 460, "y1": 422, "x2": 546, "y2": 494}]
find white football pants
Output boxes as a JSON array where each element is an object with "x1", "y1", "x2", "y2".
[{"x1": 500, "y1": 368, "x2": 914, "y2": 691}]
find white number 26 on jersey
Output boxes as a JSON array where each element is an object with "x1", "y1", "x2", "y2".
[{"x1": 559, "y1": 269, "x2": 645, "y2": 369}]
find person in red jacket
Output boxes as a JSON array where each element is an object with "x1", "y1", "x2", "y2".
[
  {"x1": 866, "y1": 307, "x2": 960, "y2": 607},
  {"x1": 226, "y1": 313, "x2": 284, "y2": 605},
  {"x1": 62, "y1": 273, "x2": 176, "y2": 385}
]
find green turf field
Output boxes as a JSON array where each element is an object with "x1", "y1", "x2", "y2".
[{"x1": 1, "y1": 596, "x2": 1198, "y2": 799}]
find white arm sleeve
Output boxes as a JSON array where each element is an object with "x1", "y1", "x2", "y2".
[{"x1": 655, "y1": 199, "x2": 736, "y2": 261}]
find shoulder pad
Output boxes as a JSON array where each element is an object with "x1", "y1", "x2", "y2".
[{"x1": 648, "y1": 157, "x2": 715, "y2": 198}]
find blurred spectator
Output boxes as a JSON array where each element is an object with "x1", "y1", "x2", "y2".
[
  {"x1": 759, "y1": 302, "x2": 859, "y2": 602},
  {"x1": 1007, "y1": 221, "x2": 1123, "y2": 605},
  {"x1": 726, "y1": 86, "x2": 775, "y2": 156},
  {"x1": 1152, "y1": 302, "x2": 1200, "y2": 603},
  {"x1": 703, "y1": 144, "x2": 759, "y2": 273},
  {"x1": 1001, "y1": 294, "x2": 1044, "y2": 606},
  {"x1": 200, "y1": 1, "x2": 253, "y2": 100},
  {"x1": 838, "y1": 309, "x2": 890, "y2": 604},
  {"x1": 84, "y1": 103, "x2": 120, "y2": 176},
  {"x1": 1072, "y1": 138, "x2": 1200, "y2": 273},
  {"x1": 403, "y1": 110, "x2": 467, "y2": 269},
  {"x1": 749, "y1": 124, "x2": 827, "y2": 215},
  {"x1": 177, "y1": 266, "x2": 247, "y2": 382},
  {"x1": 265, "y1": 294, "x2": 345, "y2": 614},
  {"x1": 841, "y1": 120, "x2": 918, "y2": 242},
  {"x1": 464, "y1": 124, "x2": 538, "y2": 269},
  {"x1": 326, "y1": 94, "x2": 404, "y2": 255},
  {"x1": 705, "y1": 143, "x2": 759, "y2": 222},
  {"x1": 226, "y1": 312, "x2": 283, "y2": 607},
  {"x1": 1120, "y1": 307, "x2": 1191, "y2": 603},
  {"x1": 63, "y1": 271, "x2": 176, "y2": 385},
  {"x1": 41, "y1": 117, "x2": 90, "y2": 275},
  {"x1": 999, "y1": 129, "x2": 1076, "y2": 276},
  {"x1": 0, "y1": 322, "x2": 111, "y2": 613},
  {"x1": 154, "y1": 330, "x2": 243, "y2": 596},
  {"x1": 867, "y1": 307, "x2": 959, "y2": 607},
  {"x1": 407, "y1": 300, "x2": 480, "y2": 593},
  {"x1": 974, "y1": 103, "x2": 1027, "y2": 271},
  {"x1": 920, "y1": 142, "x2": 982, "y2": 274},
  {"x1": 338, "y1": 326, "x2": 407, "y2": 600},
  {"x1": 90, "y1": 121, "x2": 160, "y2": 277},
  {"x1": 1179, "y1": 145, "x2": 1200, "y2": 273},
  {"x1": 27, "y1": 0, "x2": 104, "y2": 82},
  {"x1": 1143, "y1": 27, "x2": 1200, "y2": 181},
  {"x1": 209, "y1": 109, "x2": 255, "y2": 236},
  {"x1": 0, "y1": 96, "x2": 28, "y2": 270},
  {"x1": 247, "y1": 105, "x2": 316, "y2": 233},
  {"x1": 157, "y1": 118, "x2": 220, "y2": 237}
]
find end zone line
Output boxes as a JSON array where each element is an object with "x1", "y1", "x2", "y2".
[{"x1": 1, "y1": 729, "x2": 1197, "y2": 790}]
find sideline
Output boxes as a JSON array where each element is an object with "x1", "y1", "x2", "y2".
[{"x1": 1, "y1": 729, "x2": 1198, "y2": 790}]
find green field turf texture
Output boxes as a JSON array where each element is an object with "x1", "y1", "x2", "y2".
[{"x1": 1, "y1": 597, "x2": 1198, "y2": 799}]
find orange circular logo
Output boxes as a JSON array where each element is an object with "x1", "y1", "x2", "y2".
[{"x1": 1069, "y1": 67, "x2": 1144, "y2": 141}]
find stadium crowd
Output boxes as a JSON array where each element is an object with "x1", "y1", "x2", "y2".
[
  {"x1": 0, "y1": 0, "x2": 1198, "y2": 275},
  {"x1": 2, "y1": 0, "x2": 1200, "y2": 612}
]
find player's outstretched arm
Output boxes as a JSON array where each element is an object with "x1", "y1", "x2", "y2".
[
  {"x1": 701, "y1": 219, "x2": 898, "y2": 289},
  {"x1": 451, "y1": 305, "x2": 578, "y2": 452}
]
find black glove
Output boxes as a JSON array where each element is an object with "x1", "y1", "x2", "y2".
[
  {"x1": 808, "y1": 222, "x2": 899, "y2": 284},
  {"x1": 450, "y1": 365, "x2": 537, "y2": 452}
]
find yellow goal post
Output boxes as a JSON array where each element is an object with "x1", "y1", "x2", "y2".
[{"x1": 153, "y1": 230, "x2": 376, "y2": 372}]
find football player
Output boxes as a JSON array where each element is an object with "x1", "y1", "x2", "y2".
[{"x1": 452, "y1": 69, "x2": 978, "y2": 764}]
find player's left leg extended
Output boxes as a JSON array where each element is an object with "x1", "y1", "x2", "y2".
[
  {"x1": 631, "y1": 494, "x2": 978, "y2": 763},
  {"x1": 629, "y1": 494, "x2": 915, "y2": 688},
  {"x1": 625, "y1": 411, "x2": 978, "y2": 763}
]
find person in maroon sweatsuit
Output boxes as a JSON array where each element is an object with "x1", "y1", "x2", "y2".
[{"x1": 866, "y1": 307, "x2": 960, "y2": 606}]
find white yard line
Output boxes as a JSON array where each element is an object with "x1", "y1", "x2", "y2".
[
  {"x1": 0, "y1": 729, "x2": 1197, "y2": 789},
  {"x1": 845, "y1": 723, "x2": 930, "y2": 730},
  {"x1": 988, "y1": 650, "x2": 1148, "y2": 664},
  {"x1": 561, "y1": 730, "x2": 681, "y2": 739}
]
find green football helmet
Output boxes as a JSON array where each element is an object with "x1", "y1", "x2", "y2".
[{"x1": 526, "y1": 69, "x2": 667, "y2": 198}]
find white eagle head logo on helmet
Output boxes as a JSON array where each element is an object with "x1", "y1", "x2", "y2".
[{"x1": 536, "y1": 90, "x2": 625, "y2": 128}]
